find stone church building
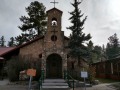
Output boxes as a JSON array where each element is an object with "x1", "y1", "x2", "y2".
[{"x1": 0, "y1": 7, "x2": 87, "y2": 79}]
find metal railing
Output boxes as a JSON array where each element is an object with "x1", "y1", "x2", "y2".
[
  {"x1": 64, "y1": 70, "x2": 75, "y2": 90},
  {"x1": 39, "y1": 69, "x2": 45, "y2": 90}
]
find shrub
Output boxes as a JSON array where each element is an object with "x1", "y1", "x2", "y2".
[
  {"x1": 7, "y1": 56, "x2": 41, "y2": 82},
  {"x1": 7, "y1": 57, "x2": 22, "y2": 81}
]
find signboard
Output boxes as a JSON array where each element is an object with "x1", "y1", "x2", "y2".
[
  {"x1": 81, "y1": 71, "x2": 88, "y2": 78},
  {"x1": 27, "y1": 69, "x2": 36, "y2": 76}
]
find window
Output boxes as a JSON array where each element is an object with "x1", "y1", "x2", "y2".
[
  {"x1": 51, "y1": 35, "x2": 57, "y2": 41},
  {"x1": 39, "y1": 54, "x2": 42, "y2": 58}
]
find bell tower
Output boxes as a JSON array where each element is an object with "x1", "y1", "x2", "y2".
[
  {"x1": 42, "y1": 1, "x2": 68, "y2": 78},
  {"x1": 44, "y1": 8, "x2": 63, "y2": 49},
  {"x1": 47, "y1": 8, "x2": 62, "y2": 32}
]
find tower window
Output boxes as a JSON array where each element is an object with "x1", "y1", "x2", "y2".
[
  {"x1": 51, "y1": 35, "x2": 57, "y2": 41},
  {"x1": 52, "y1": 17, "x2": 57, "y2": 26},
  {"x1": 39, "y1": 54, "x2": 42, "y2": 58}
]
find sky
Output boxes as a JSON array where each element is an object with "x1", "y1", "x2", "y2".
[{"x1": 0, "y1": 0, "x2": 120, "y2": 46}]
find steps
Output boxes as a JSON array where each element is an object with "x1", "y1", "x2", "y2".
[{"x1": 42, "y1": 79, "x2": 70, "y2": 90}]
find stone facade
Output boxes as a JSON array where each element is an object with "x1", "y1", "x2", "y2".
[
  {"x1": 19, "y1": 8, "x2": 69, "y2": 78},
  {"x1": 19, "y1": 38, "x2": 44, "y2": 58},
  {"x1": 18, "y1": 7, "x2": 87, "y2": 78}
]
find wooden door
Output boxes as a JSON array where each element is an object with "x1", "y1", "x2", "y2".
[{"x1": 46, "y1": 54, "x2": 62, "y2": 78}]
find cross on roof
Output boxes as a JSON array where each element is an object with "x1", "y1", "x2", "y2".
[{"x1": 50, "y1": 0, "x2": 58, "y2": 8}]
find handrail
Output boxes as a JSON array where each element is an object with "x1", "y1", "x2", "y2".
[
  {"x1": 39, "y1": 69, "x2": 44, "y2": 90},
  {"x1": 64, "y1": 70, "x2": 75, "y2": 90}
]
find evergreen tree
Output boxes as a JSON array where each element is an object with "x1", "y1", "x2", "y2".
[
  {"x1": 101, "y1": 44, "x2": 107, "y2": 60},
  {"x1": 17, "y1": 1, "x2": 47, "y2": 44},
  {"x1": 8, "y1": 37, "x2": 16, "y2": 47},
  {"x1": 0, "y1": 36, "x2": 6, "y2": 47},
  {"x1": 93, "y1": 45, "x2": 102, "y2": 61},
  {"x1": 106, "y1": 33, "x2": 120, "y2": 59},
  {"x1": 67, "y1": 0, "x2": 91, "y2": 64},
  {"x1": 15, "y1": 33, "x2": 29, "y2": 45},
  {"x1": 87, "y1": 40, "x2": 94, "y2": 63},
  {"x1": 87, "y1": 41, "x2": 104, "y2": 63}
]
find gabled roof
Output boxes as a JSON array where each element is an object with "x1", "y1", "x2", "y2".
[
  {"x1": 16, "y1": 36, "x2": 44, "y2": 49},
  {"x1": 0, "y1": 35, "x2": 69, "y2": 57},
  {"x1": 0, "y1": 36, "x2": 44, "y2": 57},
  {"x1": 47, "y1": 8, "x2": 63, "y2": 14},
  {"x1": 0, "y1": 47, "x2": 16, "y2": 56}
]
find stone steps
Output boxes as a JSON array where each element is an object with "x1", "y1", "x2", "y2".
[{"x1": 42, "y1": 79, "x2": 70, "y2": 90}]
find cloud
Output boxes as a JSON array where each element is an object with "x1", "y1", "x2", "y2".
[
  {"x1": 0, "y1": 0, "x2": 120, "y2": 46},
  {"x1": 101, "y1": 19, "x2": 120, "y2": 31}
]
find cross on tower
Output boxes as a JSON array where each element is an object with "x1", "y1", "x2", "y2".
[
  {"x1": 50, "y1": 0, "x2": 58, "y2": 8},
  {"x1": 51, "y1": 29, "x2": 58, "y2": 34}
]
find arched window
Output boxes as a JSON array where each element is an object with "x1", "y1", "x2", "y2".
[{"x1": 51, "y1": 17, "x2": 57, "y2": 26}]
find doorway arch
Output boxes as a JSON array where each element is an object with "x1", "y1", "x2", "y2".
[{"x1": 46, "y1": 53, "x2": 62, "y2": 78}]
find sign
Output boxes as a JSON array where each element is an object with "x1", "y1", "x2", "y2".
[
  {"x1": 27, "y1": 69, "x2": 36, "y2": 76},
  {"x1": 81, "y1": 71, "x2": 88, "y2": 78}
]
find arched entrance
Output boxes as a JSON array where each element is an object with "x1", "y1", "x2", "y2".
[{"x1": 46, "y1": 53, "x2": 62, "y2": 78}]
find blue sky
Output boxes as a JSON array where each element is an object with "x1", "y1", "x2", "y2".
[{"x1": 0, "y1": 0, "x2": 120, "y2": 46}]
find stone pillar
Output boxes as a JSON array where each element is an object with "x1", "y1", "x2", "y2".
[
  {"x1": 41, "y1": 53, "x2": 46, "y2": 77},
  {"x1": 62, "y1": 53, "x2": 67, "y2": 78}
]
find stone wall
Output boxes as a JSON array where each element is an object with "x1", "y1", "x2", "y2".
[{"x1": 19, "y1": 39, "x2": 44, "y2": 59}]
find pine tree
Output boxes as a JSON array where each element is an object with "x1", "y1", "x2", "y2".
[
  {"x1": 106, "y1": 33, "x2": 120, "y2": 59},
  {"x1": 93, "y1": 45, "x2": 102, "y2": 61},
  {"x1": 17, "y1": 1, "x2": 47, "y2": 44},
  {"x1": 15, "y1": 33, "x2": 29, "y2": 45},
  {"x1": 0, "y1": 36, "x2": 6, "y2": 47},
  {"x1": 8, "y1": 37, "x2": 16, "y2": 47},
  {"x1": 87, "y1": 40, "x2": 94, "y2": 63},
  {"x1": 67, "y1": 0, "x2": 91, "y2": 64}
]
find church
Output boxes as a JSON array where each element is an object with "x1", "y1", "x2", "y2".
[{"x1": 0, "y1": 3, "x2": 87, "y2": 79}]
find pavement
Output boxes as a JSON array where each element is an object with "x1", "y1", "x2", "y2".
[
  {"x1": 0, "y1": 79, "x2": 9, "y2": 85},
  {"x1": 0, "y1": 79, "x2": 119, "y2": 90},
  {"x1": 70, "y1": 83, "x2": 117, "y2": 90},
  {"x1": 0, "y1": 79, "x2": 28, "y2": 90}
]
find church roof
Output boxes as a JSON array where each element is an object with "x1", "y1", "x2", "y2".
[
  {"x1": 0, "y1": 47, "x2": 16, "y2": 56},
  {"x1": 0, "y1": 35, "x2": 69, "y2": 57},
  {"x1": 46, "y1": 8, "x2": 63, "y2": 14},
  {"x1": 16, "y1": 36, "x2": 44, "y2": 49},
  {"x1": 0, "y1": 36, "x2": 44, "y2": 57}
]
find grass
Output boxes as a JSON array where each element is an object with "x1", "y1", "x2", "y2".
[{"x1": 95, "y1": 78, "x2": 119, "y2": 83}]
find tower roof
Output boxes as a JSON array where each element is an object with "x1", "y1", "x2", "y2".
[{"x1": 46, "y1": 8, "x2": 63, "y2": 14}]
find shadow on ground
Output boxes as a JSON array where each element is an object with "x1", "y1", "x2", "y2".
[{"x1": 107, "y1": 82, "x2": 120, "y2": 90}]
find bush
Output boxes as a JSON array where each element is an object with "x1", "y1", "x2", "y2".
[
  {"x1": 7, "y1": 56, "x2": 41, "y2": 82},
  {"x1": 7, "y1": 57, "x2": 22, "y2": 81}
]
